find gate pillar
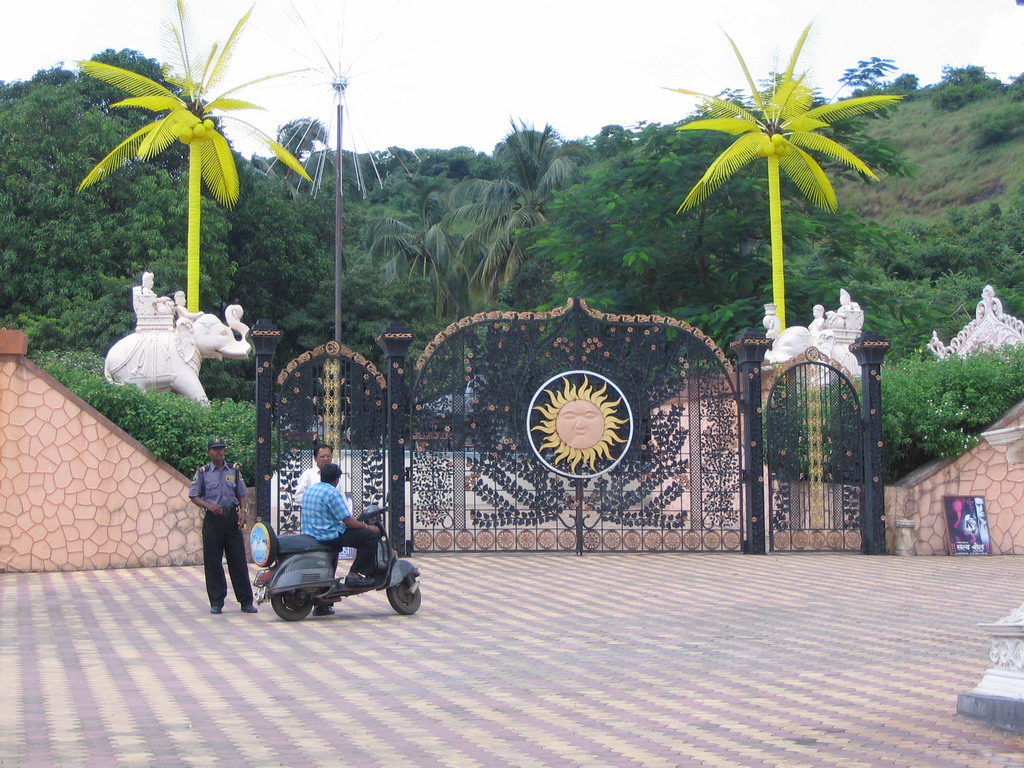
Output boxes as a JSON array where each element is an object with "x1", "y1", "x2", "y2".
[
  {"x1": 731, "y1": 329, "x2": 772, "y2": 554},
  {"x1": 377, "y1": 323, "x2": 413, "y2": 554},
  {"x1": 851, "y1": 331, "x2": 891, "y2": 555},
  {"x1": 252, "y1": 320, "x2": 283, "y2": 527}
]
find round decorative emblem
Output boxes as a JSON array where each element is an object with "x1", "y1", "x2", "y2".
[
  {"x1": 496, "y1": 530, "x2": 516, "y2": 550},
  {"x1": 682, "y1": 531, "x2": 702, "y2": 550},
  {"x1": 413, "y1": 530, "x2": 433, "y2": 551},
  {"x1": 434, "y1": 531, "x2": 454, "y2": 551},
  {"x1": 603, "y1": 531, "x2": 622, "y2": 550},
  {"x1": 664, "y1": 531, "x2": 682, "y2": 550},
  {"x1": 249, "y1": 522, "x2": 276, "y2": 567},
  {"x1": 643, "y1": 531, "x2": 663, "y2": 550},
  {"x1": 722, "y1": 531, "x2": 741, "y2": 551},
  {"x1": 826, "y1": 531, "x2": 843, "y2": 550},
  {"x1": 455, "y1": 530, "x2": 474, "y2": 550},
  {"x1": 537, "y1": 529, "x2": 557, "y2": 550},
  {"x1": 558, "y1": 530, "x2": 576, "y2": 550},
  {"x1": 622, "y1": 530, "x2": 642, "y2": 551},
  {"x1": 583, "y1": 530, "x2": 602, "y2": 550},
  {"x1": 805, "y1": 346, "x2": 821, "y2": 361},
  {"x1": 517, "y1": 530, "x2": 537, "y2": 550},
  {"x1": 775, "y1": 533, "x2": 791, "y2": 551},
  {"x1": 476, "y1": 530, "x2": 495, "y2": 550},
  {"x1": 810, "y1": 531, "x2": 827, "y2": 550},
  {"x1": 527, "y1": 371, "x2": 633, "y2": 479},
  {"x1": 845, "y1": 530, "x2": 862, "y2": 550},
  {"x1": 703, "y1": 531, "x2": 722, "y2": 550},
  {"x1": 792, "y1": 530, "x2": 809, "y2": 550}
]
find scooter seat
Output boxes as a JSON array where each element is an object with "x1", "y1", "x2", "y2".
[{"x1": 277, "y1": 534, "x2": 332, "y2": 555}]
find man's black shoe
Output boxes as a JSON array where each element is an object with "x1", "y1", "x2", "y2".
[
  {"x1": 312, "y1": 605, "x2": 335, "y2": 616},
  {"x1": 240, "y1": 604, "x2": 258, "y2": 614},
  {"x1": 344, "y1": 575, "x2": 374, "y2": 588},
  {"x1": 210, "y1": 606, "x2": 223, "y2": 614}
]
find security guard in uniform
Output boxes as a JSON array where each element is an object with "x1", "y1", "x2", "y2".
[{"x1": 189, "y1": 437, "x2": 257, "y2": 614}]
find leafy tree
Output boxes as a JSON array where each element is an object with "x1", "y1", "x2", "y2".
[
  {"x1": 672, "y1": 22, "x2": 902, "y2": 328},
  {"x1": 447, "y1": 122, "x2": 579, "y2": 306},
  {"x1": 0, "y1": 56, "x2": 228, "y2": 352},
  {"x1": 840, "y1": 57, "x2": 898, "y2": 95},
  {"x1": 77, "y1": 0, "x2": 310, "y2": 312},
  {"x1": 931, "y1": 65, "x2": 1005, "y2": 111},
  {"x1": 530, "y1": 123, "x2": 772, "y2": 342},
  {"x1": 883, "y1": 346, "x2": 1024, "y2": 479},
  {"x1": 366, "y1": 184, "x2": 469, "y2": 319}
]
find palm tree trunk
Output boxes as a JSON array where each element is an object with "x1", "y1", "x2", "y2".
[
  {"x1": 187, "y1": 146, "x2": 202, "y2": 313},
  {"x1": 767, "y1": 153, "x2": 786, "y2": 331}
]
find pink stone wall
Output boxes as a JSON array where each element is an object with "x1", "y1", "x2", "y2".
[
  {"x1": 886, "y1": 423, "x2": 1024, "y2": 556},
  {"x1": 0, "y1": 352, "x2": 202, "y2": 572}
]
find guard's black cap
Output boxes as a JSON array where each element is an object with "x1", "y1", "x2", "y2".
[{"x1": 207, "y1": 437, "x2": 227, "y2": 449}]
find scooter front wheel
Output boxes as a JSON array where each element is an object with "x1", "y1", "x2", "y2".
[
  {"x1": 386, "y1": 581, "x2": 421, "y2": 615},
  {"x1": 270, "y1": 591, "x2": 314, "y2": 621}
]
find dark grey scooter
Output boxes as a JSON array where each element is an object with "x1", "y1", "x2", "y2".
[{"x1": 251, "y1": 505, "x2": 421, "y2": 621}]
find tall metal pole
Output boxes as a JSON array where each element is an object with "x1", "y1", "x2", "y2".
[{"x1": 333, "y1": 79, "x2": 348, "y2": 344}]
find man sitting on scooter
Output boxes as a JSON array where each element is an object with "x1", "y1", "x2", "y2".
[{"x1": 300, "y1": 463, "x2": 380, "y2": 599}]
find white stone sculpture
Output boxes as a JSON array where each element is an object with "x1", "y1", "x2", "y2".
[
  {"x1": 762, "y1": 290, "x2": 864, "y2": 375},
  {"x1": 929, "y1": 285, "x2": 1024, "y2": 359},
  {"x1": 105, "y1": 274, "x2": 252, "y2": 404}
]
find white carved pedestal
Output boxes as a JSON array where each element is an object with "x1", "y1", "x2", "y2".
[{"x1": 957, "y1": 603, "x2": 1024, "y2": 734}]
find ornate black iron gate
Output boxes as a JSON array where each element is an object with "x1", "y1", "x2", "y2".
[
  {"x1": 251, "y1": 317, "x2": 889, "y2": 556},
  {"x1": 765, "y1": 354, "x2": 865, "y2": 552},
  {"x1": 408, "y1": 299, "x2": 744, "y2": 553},
  {"x1": 272, "y1": 341, "x2": 388, "y2": 533}
]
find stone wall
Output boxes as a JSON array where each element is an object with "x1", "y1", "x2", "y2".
[
  {"x1": 0, "y1": 333, "x2": 201, "y2": 571},
  {"x1": 886, "y1": 399, "x2": 1024, "y2": 556}
]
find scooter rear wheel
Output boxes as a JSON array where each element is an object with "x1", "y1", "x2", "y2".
[
  {"x1": 270, "y1": 591, "x2": 314, "y2": 621},
  {"x1": 386, "y1": 581, "x2": 421, "y2": 615}
]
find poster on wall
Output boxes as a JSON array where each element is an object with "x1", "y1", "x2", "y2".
[{"x1": 943, "y1": 496, "x2": 991, "y2": 555}]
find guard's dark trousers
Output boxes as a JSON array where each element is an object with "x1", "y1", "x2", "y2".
[{"x1": 202, "y1": 509, "x2": 254, "y2": 608}]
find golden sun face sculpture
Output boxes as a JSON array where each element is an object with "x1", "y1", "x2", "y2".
[{"x1": 528, "y1": 371, "x2": 633, "y2": 478}]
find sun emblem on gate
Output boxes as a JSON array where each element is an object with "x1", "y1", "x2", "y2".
[{"x1": 528, "y1": 371, "x2": 632, "y2": 478}]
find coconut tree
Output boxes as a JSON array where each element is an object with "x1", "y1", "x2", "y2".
[
  {"x1": 366, "y1": 185, "x2": 469, "y2": 319},
  {"x1": 673, "y1": 23, "x2": 902, "y2": 329},
  {"x1": 78, "y1": 0, "x2": 311, "y2": 312},
  {"x1": 447, "y1": 121, "x2": 578, "y2": 306}
]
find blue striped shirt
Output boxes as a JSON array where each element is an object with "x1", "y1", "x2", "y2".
[{"x1": 300, "y1": 482, "x2": 351, "y2": 541}]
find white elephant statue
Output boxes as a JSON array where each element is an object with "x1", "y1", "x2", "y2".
[
  {"x1": 762, "y1": 301, "x2": 837, "y2": 366},
  {"x1": 105, "y1": 304, "x2": 252, "y2": 404}
]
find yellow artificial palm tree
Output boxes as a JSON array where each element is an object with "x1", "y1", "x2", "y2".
[
  {"x1": 79, "y1": 0, "x2": 311, "y2": 312},
  {"x1": 673, "y1": 23, "x2": 902, "y2": 330}
]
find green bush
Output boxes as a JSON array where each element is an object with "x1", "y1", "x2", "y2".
[
  {"x1": 971, "y1": 105, "x2": 1024, "y2": 148},
  {"x1": 882, "y1": 346, "x2": 1024, "y2": 480},
  {"x1": 33, "y1": 351, "x2": 256, "y2": 481}
]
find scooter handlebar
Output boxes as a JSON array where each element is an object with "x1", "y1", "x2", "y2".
[{"x1": 357, "y1": 504, "x2": 385, "y2": 524}]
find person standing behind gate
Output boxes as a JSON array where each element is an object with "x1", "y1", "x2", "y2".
[
  {"x1": 293, "y1": 444, "x2": 334, "y2": 514},
  {"x1": 189, "y1": 437, "x2": 258, "y2": 615}
]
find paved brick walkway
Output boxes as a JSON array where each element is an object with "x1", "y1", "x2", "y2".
[{"x1": 2, "y1": 553, "x2": 1024, "y2": 767}]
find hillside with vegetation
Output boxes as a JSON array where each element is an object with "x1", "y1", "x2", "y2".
[{"x1": 835, "y1": 66, "x2": 1024, "y2": 221}]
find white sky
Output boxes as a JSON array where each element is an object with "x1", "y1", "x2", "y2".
[{"x1": 2, "y1": 0, "x2": 1023, "y2": 158}]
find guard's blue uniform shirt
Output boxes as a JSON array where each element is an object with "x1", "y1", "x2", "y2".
[{"x1": 189, "y1": 462, "x2": 248, "y2": 508}]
